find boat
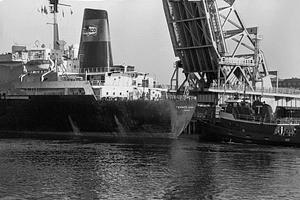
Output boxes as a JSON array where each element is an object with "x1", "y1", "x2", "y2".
[
  {"x1": 0, "y1": 1, "x2": 196, "y2": 140},
  {"x1": 198, "y1": 98, "x2": 300, "y2": 146}
]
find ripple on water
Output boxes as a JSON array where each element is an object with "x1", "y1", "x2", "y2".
[{"x1": 0, "y1": 139, "x2": 299, "y2": 199}]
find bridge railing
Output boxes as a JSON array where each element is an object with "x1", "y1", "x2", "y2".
[{"x1": 209, "y1": 85, "x2": 300, "y2": 95}]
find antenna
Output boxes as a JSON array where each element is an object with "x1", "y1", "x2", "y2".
[
  {"x1": 38, "y1": 0, "x2": 72, "y2": 50},
  {"x1": 48, "y1": 0, "x2": 71, "y2": 50},
  {"x1": 49, "y1": 0, "x2": 59, "y2": 13}
]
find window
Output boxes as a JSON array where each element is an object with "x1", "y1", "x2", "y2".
[{"x1": 142, "y1": 80, "x2": 149, "y2": 87}]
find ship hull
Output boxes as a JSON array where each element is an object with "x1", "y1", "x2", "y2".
[
  {"x1": 198, "y1": 118, "x2": 300, "y2": 147},
  {"x1": 0, "y1": 95, "x2": 196, "y2": 140}
]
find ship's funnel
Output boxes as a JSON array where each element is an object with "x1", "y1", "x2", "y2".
[{"x1": 79, "y1": 9, "x2": 113, "y2": 71}]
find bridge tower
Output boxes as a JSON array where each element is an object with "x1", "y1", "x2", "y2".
[{"x1": 162, "y1": 0, "x2": 271, "y2": 93}]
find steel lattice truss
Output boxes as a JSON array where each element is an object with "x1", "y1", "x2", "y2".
[{"x1": 163, "y1": 0, "x2": 269, "y2": 92}]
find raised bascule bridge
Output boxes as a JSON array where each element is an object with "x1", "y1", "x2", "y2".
[{"x1": 162, "y1": 0, "x2": 300, "y2": 111}]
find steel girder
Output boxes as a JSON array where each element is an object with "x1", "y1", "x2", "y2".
[{"x1": 163, "y1": 0, "x2": 269, "y2": 91}]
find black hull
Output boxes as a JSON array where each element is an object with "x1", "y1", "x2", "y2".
[
  {"x1": 198, "y1": 118, "x2": 300, "y2": 147},
  {"x1": 0, "y1": 95, "x2": 196, "y2": 140}
]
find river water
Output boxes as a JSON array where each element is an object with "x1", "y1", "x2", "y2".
[{"x1": 0, "y1": 138, "x2": 299, "y2": 200}]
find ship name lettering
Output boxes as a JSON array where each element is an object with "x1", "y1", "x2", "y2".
[
  {"x1": 176, "y1": 106, "x2": 194, "y2": 109},
  {"x1": 274, "y1": 126, "x2": 297, "y2": 137}
]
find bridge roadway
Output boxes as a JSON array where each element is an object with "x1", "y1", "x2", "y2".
[{"x1": 207, "y1": 86, "x2": 300, "y2": 99}]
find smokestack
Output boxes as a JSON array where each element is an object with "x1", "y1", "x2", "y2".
[{"x1": 79, "y1": 9, "x2": 113, "y2": 71}]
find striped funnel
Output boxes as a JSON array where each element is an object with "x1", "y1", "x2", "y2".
[{"x1": 79, "y1": 9, "x2": 113, "y2": 71}]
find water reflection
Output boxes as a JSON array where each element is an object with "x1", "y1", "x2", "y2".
[{"x1": 0, "y1": 139, "x2": 299, "y2": 199}]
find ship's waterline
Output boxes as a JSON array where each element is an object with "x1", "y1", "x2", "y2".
[{"x1": 0, "y1": 96, "x2": 196, "y2": 139}]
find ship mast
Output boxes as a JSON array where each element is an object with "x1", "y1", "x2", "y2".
[
  {"x1": 53, "y1": 2, "x2": 59, "y2": 50},
  {"x1": 48, "y1": 0, "x2": 59, "y2": 50},
  {"x1": 48, "y1": 0, "x2": 71, "y2": 50}
]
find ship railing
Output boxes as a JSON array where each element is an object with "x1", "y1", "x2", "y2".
[
  {"x1": 94, "y1": 94, "x2": 181, "y2": 101},
  {"x1": 80, "y1": 67, "x2": 109, "y2": 73},
  {"x1": 167, "y1": 94, "x2": 196, "y2": 101},
  {"x1": 235, "y1": 114, "x2": 300, "y2": 124},
  {"x1": 209, "y1": 85, "x2": 300, "y2": 95},
  {"x1": 95, "y1": 96, "x2": 169, "y2": 101},
  {"x1": 235, "y1": 114, "x2": 256, "y2": 121},
  {"x1": 276, "y1": 118, "x2": 300, "y2": 125},
  {"x1": 90, "y1": 80, "x2": 105, "y2": 86}
]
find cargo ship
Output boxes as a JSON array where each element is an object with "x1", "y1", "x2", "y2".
[{"x1": 0, "y1": 1, "x2": 196, "y2": 140}]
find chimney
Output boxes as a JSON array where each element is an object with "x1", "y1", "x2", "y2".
[{"x1": 79, "y1": 9, "x2": 113, "y2": 72}]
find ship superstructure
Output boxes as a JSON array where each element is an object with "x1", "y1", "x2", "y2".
[{"x1": 0, "y1": 7, "x2": 167, "y2": 101}]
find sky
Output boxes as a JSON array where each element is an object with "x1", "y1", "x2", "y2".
[{"x1": 0, "y1": 0, "x2": 300, "y2": 83}]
